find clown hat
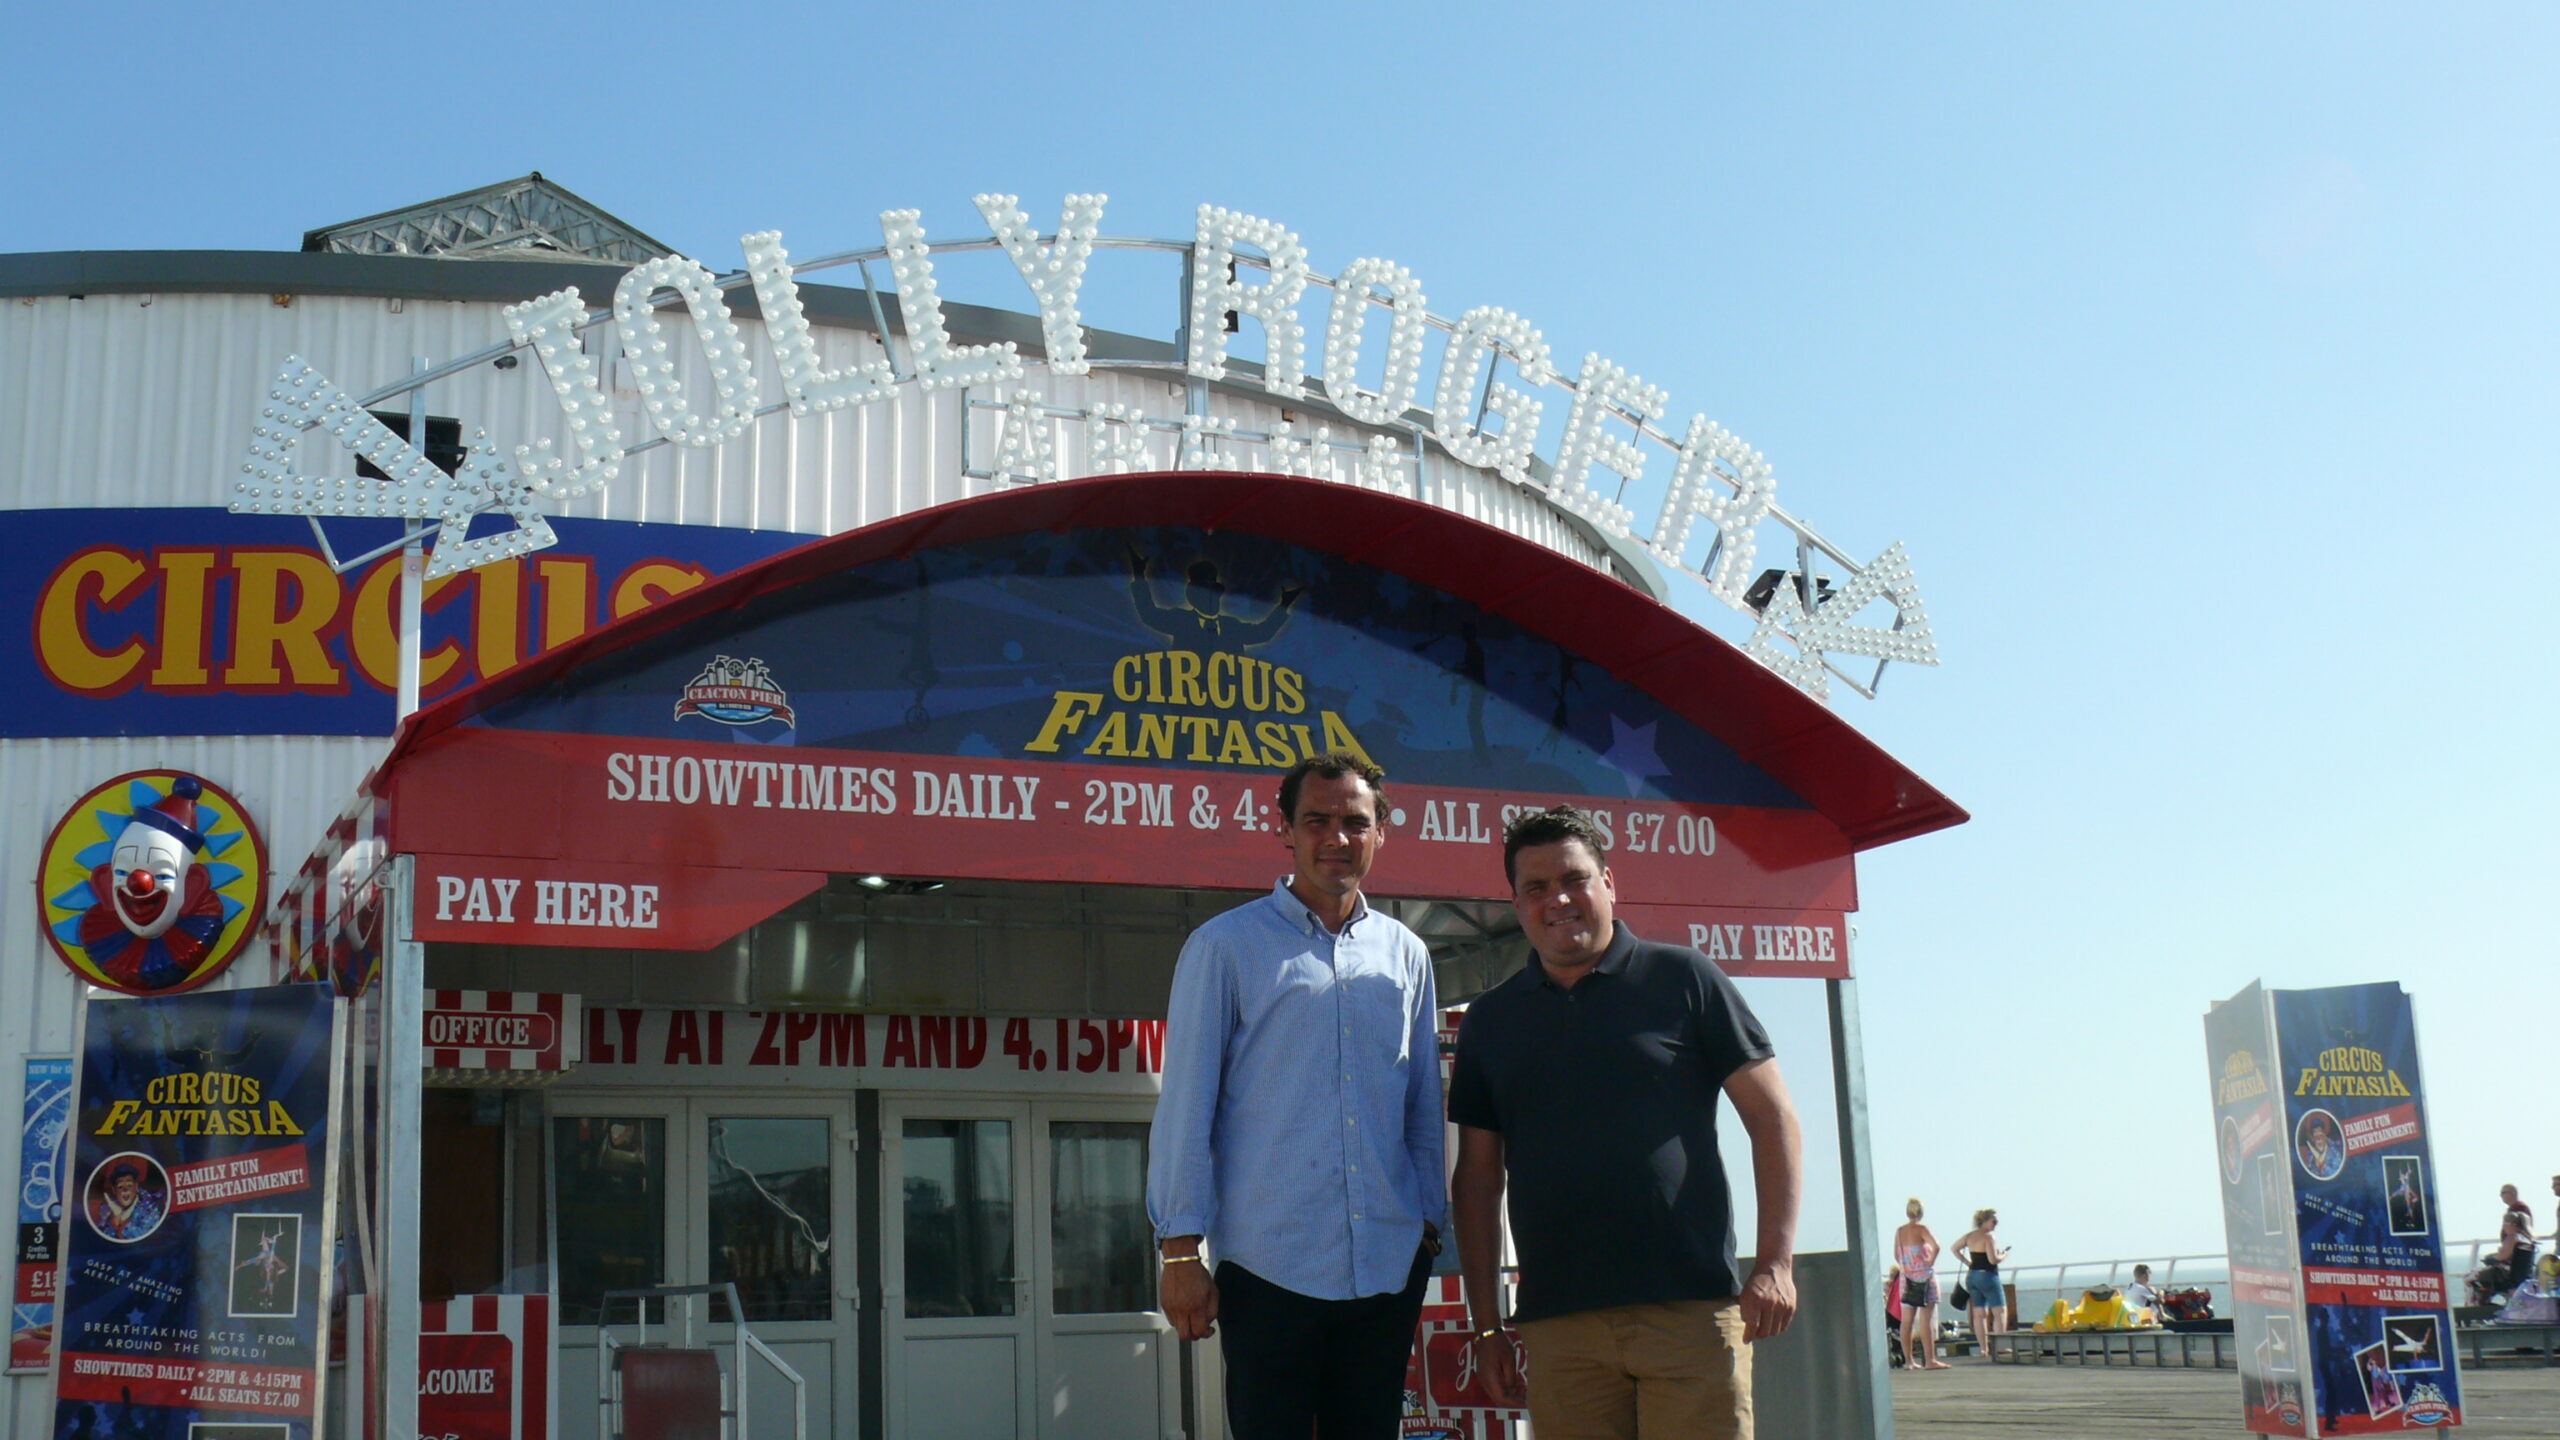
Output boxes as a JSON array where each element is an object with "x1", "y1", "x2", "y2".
[{"x1": 125, "y1": 776, "x2": 206, "y2": 854}]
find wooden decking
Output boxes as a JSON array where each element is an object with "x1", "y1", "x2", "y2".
[{"x1": 1893, "y1": 1357, "x2": 2560, "y2": 1438}]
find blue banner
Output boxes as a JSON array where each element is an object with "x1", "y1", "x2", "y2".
[
  {"x1": 2273, "y1": 983, "x2": 2460, "y2": 1432},
  {"x1": 2, "y1": 508, "x2": 811, "y2": 738},
  {"x1": 11, "y1": 1056, "x2": 73, "y2": 1371},
  {"x1": 475, "y1": 525, "x2": 1809, "y2": 808},
  {"x1": 51, "y1": 986, "x2": 340, "y2": 1440}
]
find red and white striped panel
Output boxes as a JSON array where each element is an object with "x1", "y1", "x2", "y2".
[
  {"x1": 422, "y1": 1293, "x2": 555, "y2": 1440},
  {"x1": 425, "y1": 991, "x2": 581, "y2": 1071}
]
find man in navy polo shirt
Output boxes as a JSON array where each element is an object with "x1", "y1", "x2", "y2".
[{"x1": 1450, "y1": 805, "x2": 1803, "y2": 1438}]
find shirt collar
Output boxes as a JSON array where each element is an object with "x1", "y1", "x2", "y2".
[
  {"x1": 1270, "y1": 877, "x2": 1370, "y2": 937},
  {"x1": 1529, "y1": 920, "x2": 1637, "y2": 990}
]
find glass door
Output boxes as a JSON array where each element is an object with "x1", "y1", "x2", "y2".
[
  {"x1": 883, "y1": 1099, "x2": 1038, "y2": 1440},
  {"x1": 549, "y1": 1095, "x2": 856, "y2": 1440},
  {"x1": 1032, "y1": 1101, "x2": 1179, "y2": 1440}
]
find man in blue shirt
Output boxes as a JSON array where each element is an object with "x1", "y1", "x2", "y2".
[{"x1": 1148, "y1": 753, "x2": 1448, "y2": 1438}]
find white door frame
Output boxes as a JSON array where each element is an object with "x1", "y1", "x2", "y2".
[{"x1": 881, "y1": 1095, "x2": 1041, "y2": 1439}]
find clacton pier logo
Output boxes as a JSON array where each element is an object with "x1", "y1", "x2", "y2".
[{"x1": 674, "y1": 655, "x2": 796, "y2": 729}]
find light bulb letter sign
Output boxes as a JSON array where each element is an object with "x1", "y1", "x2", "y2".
[
  {"x1": 1548, "y1": 354, "x2": 1663, "y2": 538},
  {"x1": 975, "y1": 193, "x2": 1105, "y2": 376},
  {"x1": 1652, "y1": 415, "x2": 1776, "y2": 603},
  {"x1": 1187, "y1": 206, "x2": 1310, "y2": 399},
  {"x1": 880, "y1": 209, "x2": 1023, "y2": 391},
  {"x1": 1430, "y1": 306, "x2": 1552, "y2": 487},
  {"x1": 743, "y1": 231, "x2": 897, "y2": 415},
  {"x1": 612, "y1": 256, "x2": 758, "y2": 447}
]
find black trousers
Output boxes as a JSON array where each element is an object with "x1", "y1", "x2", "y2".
[{"x1": 1217, "y1": 1244, "x2": 1432, "y2": 1440}]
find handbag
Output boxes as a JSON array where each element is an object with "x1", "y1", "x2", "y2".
[
  {"x1": 1946, "y1": 1277, "x2": 1970, "y2": 1311},
  {"x1": 1900, "y1": 1274, "x2": 1930, "y2": 1308}
]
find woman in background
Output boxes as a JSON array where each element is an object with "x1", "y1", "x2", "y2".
[
  {"x1": 1895, "y1": 1198, "x2": 1948, "y2": 1370},
  {"x1": 1951, "y1": 1208, "x2": 2010, "y2": 1349}
]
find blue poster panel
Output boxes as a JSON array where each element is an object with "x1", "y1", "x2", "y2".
[
  {"x1": 2204, "y1": 985, "x2": 2312, "y2": 1435},
  {"x1": 11, "y1": 1056, "x2": 74, "y2": 1372},
  {"x1": 2272, "y1": 983, "x2": 2461, "y2": 1432},
  {"x1": 51, "y1": 986, "x2": 341, "y2": 1440}
]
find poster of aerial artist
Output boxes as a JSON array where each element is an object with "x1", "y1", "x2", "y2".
[{"x1": 49, "y1": 985, "x2": 341, "y2": 1440}]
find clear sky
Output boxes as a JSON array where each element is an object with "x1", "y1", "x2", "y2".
[{"x1": 5, "y1": 3, "x2": 2554, "y2": 1271}]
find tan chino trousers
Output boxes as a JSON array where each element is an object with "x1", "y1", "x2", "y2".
[{"x1": 1516, "y1": 1299, "x2": 1753, "y2": 1439}]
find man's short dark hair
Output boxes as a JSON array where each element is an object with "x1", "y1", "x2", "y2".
[
  {"x1": 1502, "y1": 805, "x2": 1609, "y2": 885},
  {"x1": 1276, "y1": 753, "x2": 1386, "y2": 823}
]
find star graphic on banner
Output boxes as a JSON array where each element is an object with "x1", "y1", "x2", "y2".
[{"x1": 1600, "y1": 717, "x2": 1672, "y2": 797}]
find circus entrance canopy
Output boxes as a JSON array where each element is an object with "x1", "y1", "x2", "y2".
[{"x1": 279, "y1": 469, "x2": 1962, "y2": 1440}]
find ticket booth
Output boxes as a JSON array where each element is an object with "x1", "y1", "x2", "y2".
[{"x1": 275, "y1": 469, "x2": 1963, "y2": 1440}]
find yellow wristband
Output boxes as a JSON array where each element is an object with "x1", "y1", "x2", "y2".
[
  {"x1": 1162, "y1": 1253, "x2": 1203, "y2": 1266},
  {"x1": 1474, "y1": 1326, "x2": 1503, "y2": 1340}
]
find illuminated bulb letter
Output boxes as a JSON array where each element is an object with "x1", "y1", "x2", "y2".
[
  {"x1": 879, "y1": 209, "x2": 1023, "y2": 391},
  {"x1": 1085, "y1": 403, "x2": 1155, "y2": 475},
  {"x1": 1429, "y1": 307, "x2": 1551, "y2": 486},
  {"x1": 974, "y1": 193, "x2": 1105, "y2": 376},
  {"x1": 1187, "y1": 206, "x2": 1308, "y2": 398},
  {"x1": 993, "y1": 396, "x2": 1059, "y2": 485},
  {"x1": 1321, "y1": 258, "x2": 1428, "y2": 426},
  {"x1": 1652, "y1": 415, "x2": 1776, "y2": 602},
  {"x1": 612, "y1": 257, "x2": 758, "y2": 447},
  {"x1": 743, "y1": 231, "x2": 894, "y2": 415},
  {"x1": 504, "y1": 289, "x2": 626, "y2": 501},
  {"x1": 1548, "y1": 355, "x2": 1663, "y2": 537}
]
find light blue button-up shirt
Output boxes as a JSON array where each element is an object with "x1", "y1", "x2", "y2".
[{"x1": 1148, "y1": 879, "x2": 1448, "y2": 1300}]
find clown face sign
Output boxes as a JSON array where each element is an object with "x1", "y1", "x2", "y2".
[{"x1": 38, "y1": 772, "x2": 266, "y2": 994}]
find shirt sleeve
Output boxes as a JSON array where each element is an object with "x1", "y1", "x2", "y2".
[
  {"x1": 1445, "y1": 1002, "x2": 1499, "y2": 1132},
  {"x1": 1692, "y1": 954, "x2": 1775, "y2": 1089},
  {"x1": 1401, "y1": 937, "x2": 1449, "y2": 1230},
  {"x1": 1147, "y1": 926, "x2": 1233, "y2": 1243}
]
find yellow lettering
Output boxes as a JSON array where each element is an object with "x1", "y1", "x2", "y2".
[
  {"x1": 350, "y1": 558, "x2": 461, "y2": 692},
  {"x1": 150, "y1": 549, "x2": 220, "y2": 687},
  {"x1": 1166, "y1": 650, "x2": 1206, "y2": 707},
  {"x1": 1112, "y1": 654, "x2": 1144, "y2": 703},
  {"x1": 1319, "y1": 710, "x2": 1375, "y2": 766},
  {"x1": 474, "y1": 559, "x2": 524, "y2": 679},
  {"x1": 1207, "y1": 651, "x2": 1238, "y2": 709},
  {"x1": 611, "y1": 560, "x2": 711, "y2": 619},
  {"x1": 1024, "y1": 692, "x2": 1104, "y2": 753},
  {"x1": 1275, "y1": 667, "x2": 1305, "y2": 714},
  {"x1": 98, "y1": 1101, "x2": 139, "y2": 1136},
  {"x1": 36, "y1": 547, "x2": 151, "y2": 693},
  {"x1": 264, "y1": 1101, "x2": 303, "y2": 1136},
  {"x1": 535, "y1": 555, "x2": 595, "y2": 652},
  {"x1": 224, "y1": 551, "x2": 344, "y2": 688},
  {"x1": 1217, "y1": 718, "x2": 1258, "y2": 765},
  {"x1": 1082, "y1": 710, "x2": 1132, "y2": 758}
]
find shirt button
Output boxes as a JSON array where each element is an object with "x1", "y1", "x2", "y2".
[{"x1": 1346, "y1": 1116, "x2": 1357, "y2": 1126}]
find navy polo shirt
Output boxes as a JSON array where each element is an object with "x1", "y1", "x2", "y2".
[{"x1": 1447, "y1": 921, "x2": 1773, "y2": 1322}]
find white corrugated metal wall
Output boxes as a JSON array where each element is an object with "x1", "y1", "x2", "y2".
[{"x1": 0, "y1": 279, "x2": 1612, "y2": 1440}]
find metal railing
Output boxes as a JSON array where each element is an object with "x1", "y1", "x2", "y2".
[
  {"x1": 596, "y1": 1283, "x2": 806, "y2": 1440},
  {"x1": 1934, "y1": 1237, "x2": 2514, "y2": 1324}
]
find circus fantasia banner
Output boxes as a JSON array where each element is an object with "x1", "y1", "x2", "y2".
[
  {"x1": 2208, "y1": 982, "x2": 2461, "y2": 1435},
  {"x1": 2273, "y1": 984, "x2": 2460, "y2": 1433},
  {"x1": 50, "y1": 986, "x2": 341, "y2": 1440}
]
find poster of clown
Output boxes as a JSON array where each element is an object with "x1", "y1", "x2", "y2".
[{"x1": 38, "y1": 772, "x2": 268, "y2": 996}]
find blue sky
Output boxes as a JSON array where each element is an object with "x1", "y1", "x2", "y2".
[{"x1": 6, "y1": 3, "x2": 2555, "y2": 1270}]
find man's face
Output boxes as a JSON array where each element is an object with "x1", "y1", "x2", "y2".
[
  {"x1": 111, "y1": 1174, "x2": 138, "y2": 1205},
  {"x1": 1282, "y1": 772, "x2": 1383, "y2": 900},
  {"x1": 2502, "y1": 1185, "x2": 2518, "y2": 1203},
  {"x1": 1510, "y1": 838, "x2": 1615, "y2": 966}
]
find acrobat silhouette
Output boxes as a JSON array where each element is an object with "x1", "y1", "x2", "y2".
[{"x1": 1126, "y1": 547, "x2": 1303, "y2": 649}]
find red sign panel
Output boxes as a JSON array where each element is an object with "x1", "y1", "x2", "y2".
[
  {"x1": 390, "y1": 730, "x2": 1855, "y2": 973},
  {"x1": 412, "y1": 852, "x2": 823, "y2": 951}
]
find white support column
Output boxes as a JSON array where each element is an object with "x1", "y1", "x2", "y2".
[
  {"x1": 1828, "y1": 964, "x2": 1895, "y2": 1440},
  {"x1": 382, "y1": 854, "x2": 425, "y2": 1439},
  {"x1": 397, "y1": 358, "x2": 428, "y2": 722}
]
